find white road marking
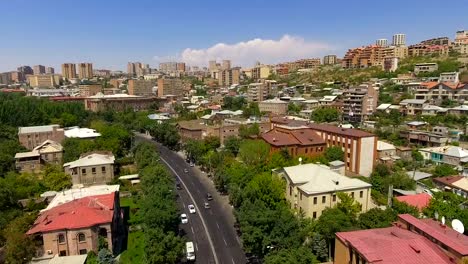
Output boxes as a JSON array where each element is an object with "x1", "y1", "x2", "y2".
[
  {"x1": 182, "y1": 201, "x2": 186, "y2": 208},
  {"x1": 191, "y1": 226, "x2": 195, "y2": 234},
  {"x1": 195, "y1": 243, "x2": 198, "y2": 251},
  {"x1": 216, "y1": 222, "x2": 220, "y2": 230},
  {"x1": 161, "y1": 157, "x2": 219, "y2": 264},
  {"x1": 223, "y1": 237, "x2": 228, "y2": 246},
  {"x1": 231, "y1": 258, "x2": 235, "y2": 264}
]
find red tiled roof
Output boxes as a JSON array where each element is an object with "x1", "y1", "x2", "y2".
[
  {"x1": 421, "y1": 82, "x2": 467, "y2": 90},
  {"x1": 27, "y1": 193, "x2": 115, "y2": 234},
  {"x1": 261, "y1": 128, "x2": 325, "y2": 147},
  {"x1": 433, "y1": 176, "x2": 464, "y2": 186},
  {"x1": 398, "y1": 214, "x2": 468, "y2": 255},
  {"x1": 336, "y1": 226, "x2": 453, "y2": 264},
  {"x1": 395, "y1": 193, "x2": 431, "y2": 211}
]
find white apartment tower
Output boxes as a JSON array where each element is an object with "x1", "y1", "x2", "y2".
[
  {"x1": 376, "y1": 39, "x2": 388, "y2": 47},
  {"x1": 392, "y1": 34, "x2": 406, "y2": 46}
]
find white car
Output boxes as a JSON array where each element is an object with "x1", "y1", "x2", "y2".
[
  {"x1": 181, "y1": 213, "x2": 188, "y2": 224},
  {"x1": 188, "y1": 204, "x2": 196, "y2": 214}
]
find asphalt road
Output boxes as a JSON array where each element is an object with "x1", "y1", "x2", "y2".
[{"x1": 135, "y1": 133, "x2": 246, "y2": 264}]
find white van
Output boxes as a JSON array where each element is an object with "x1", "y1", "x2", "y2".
[{"x1": 186, "y1": 241, "x2": 195, "y2": 261}]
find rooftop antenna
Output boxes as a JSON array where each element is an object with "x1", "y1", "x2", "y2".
[
  {"x1": 441, "y1": 216, "x2": 446, "y2": 225},
  {"x1": 298, "y1": 157, "x2": 303, "y2": 165},
  {"x1": 452, "y1": 219, "x2": 465, "y2": 235}
]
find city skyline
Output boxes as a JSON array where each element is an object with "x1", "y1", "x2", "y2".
[{"x1": 1, "y1": 0, "x2": 466, "y2": 72}]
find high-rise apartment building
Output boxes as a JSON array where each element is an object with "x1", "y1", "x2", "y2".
[
  {"x1": 342, "y1": 46, "x2": 385, "y2": 69},
  {"x1": 218, "y1": 67, "x2": 240, "y2": 87},
  {"x1": 77, "y1": 63, "x2": 93, "y2": 79},
  {"x1": 375, "y1": 38, "x2": 388, "y2": 47},
  {"x1": 128, "y1": 79, "x2": 156, "y2": 96},
  {"x1": 392, "y1": 33, "x2": 406, "y2": 46},
  {"x1": 27, "y1": 74, "x2": 61, "y2": 88},
  {"x1": 420, "y1": 37, "x2": 450, "y2": 46},
  {"x1": 455, "y1": 30, "x2": 468, "y2": 45},
  {"x1": 157, "y1": 78, "x2": 185, "y2": 97},
  {"x1": 251, "y1": 64, "x2": 271, "y2": 80},
  {"x1": 17, "y1": 66, "x2": 33, "y2": 76},
  {"x1": 208, "y1": 60, "x2": 218, "y2": 72},
  {"x1": 127, "y1": 62, "x2": 145, "y2": 77},
  {"x1": 384, "y1": 46, "x2": 408, "y2": 59},
  {"x1": 323, "y1": 55, "x2": 337, "y2": 65},
  {"x1": 61, "y1": 63, "x2": 77, "y2": 79},
  {"x1": 176, "y1": 62, "x2": 186, "y2": 73},
  {"x1": 0, "y1": 72, "x2": 11, "y2": 84},
  {"x1": 33, "y1": 65, "x2": 46, "y2": 75},
  {"x1": 247, "y1": 82, "x2": 270, "y2": 102},
  {"x1": 221, "y1": 60, "x2": 231, "y2": 70},
  {"x1": 343, "y1": 84, "x2": 378, "y2": 123},
  {"x1": 46, "y1": 67, "x2": 55, "y2": 74}
]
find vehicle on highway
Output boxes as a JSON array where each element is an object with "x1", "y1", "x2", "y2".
[
  {"x1": 206, "y1": 193, "x2": 213, "y2": 201},
  {"x1": 181, "y1": 213, "x2": 188, "y2": 224},
  {"x1": 189, "y1": 162, "x2": 194, "y2": 167},
  {"x1": 184, "y1": 168, "x2": 188, "y2": 173},
  {"x1": 186, "y1": 241, "x2": 196, "y2": 261},
  {"x1": 204, "y1": 202, "x2": 210, "y2": 209},
  {"x1": 188, "y1": 204, "x2": 196, "y2": 214},
  {"x1": 176, "y1": 182, "x2": 182, "y2": 190}
]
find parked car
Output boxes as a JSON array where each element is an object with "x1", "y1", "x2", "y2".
[
  {"x1": 189, "y1": 162, "x2": 194, "y2": 167},
  {"x1": 176, "y1": 182, "x2": 182, "y2": 190},
  {"x1": 204, "y1": 202, "x2": 210, "y2": 209},
  {"x1": 181, "y1": 213, "x2": 188, "y2": 224},
  {"x1": 188, "y1": 204, "x2": 196, "y2": 214},
  {"x1": 206, "y1": 193, "x2": 213, "y2": 201},
  {"x1": 184, "y1": 168, "x2": 188, "y2": 173}
]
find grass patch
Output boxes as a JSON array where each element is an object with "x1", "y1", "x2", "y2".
[{"x1": 119, "y1": 231, "x2": 145, "y2": 263}]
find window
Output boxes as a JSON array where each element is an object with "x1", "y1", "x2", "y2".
[
  {"x1": 78, "y1": 233, "x2": 86, "y2": 242},
  {"x1": 79, "y1": 249, "x2": 87, "y2": 255},
  {"x1": 313, "y1": 197, "x2": 317, "y2": 204},
  {"x1": 81, "y1": 168, "x2": 86, "y2": 175},
  {"x1": 322, "y1": 196, "x2": 326, "y2": 203},
  {"x1": 360, "y1": 191, "x2": 364, "y2": 198},
  {"x1": 312, "y1": 212, "x2": 317, "y2": 219},
  {"x1": 58, "y1": 234, "x2": 65, "y2": 244},
  {"x1": 59, "y1": 250, "x2": 67, "y2": 256},
  {"x1": 351, "y1": 192, "x2": 354, "y2": 198},
  {"x1": 332, "y1": 194, "x2": 336, "y2": 202},
  {"x1": 305, "y1": 148, "x2": 308, "y2": 154},
  {"x1": 92, "y1": 167, "x2": 96, "y2": 174},
  {"x1": 102, "y1": 166, "x2": 106, "y2": 173},
  {"x1": 300, "y1": 192, "x2": 303, "y2": 200},
  {"x1": 289, "y1": 186, "x2": 292, "y2": 196}
]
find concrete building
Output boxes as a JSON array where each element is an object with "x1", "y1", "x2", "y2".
[
  {"x1": 27, "y1": 74, "x2": 61, "y2": 88},
  {"x1": 383, "y1": 57, "x2": 398, "y2": 72},
  {"x1": 61, "y1": 63, "x2": 77, "y2": 79},
  {"x1": 376, "y1": 140, "x2": 397, "y2": 164},
  {"x1": 323, "y1": 55, "x2": 337, "y2": 65},
  {"x1": 79, "y1": 84, "x2": 102, "y2": 97},
  {"x1": 399, "y1": 99, "x2": 427, "y2": 115},
  {"x1": 84, "y1": 93, "x2": 156, "y2": 112},
  {"x1": 18, "y1": 124, "x2": 65, "y2": 150},
  {"x1": 342, "y1": 45, "x2": 386, "y2": 68},
  {"x1": 384, "y1": 45, "x2": 408, "y2": 59},
  {"x1": 127, "y1": 79, "x2": 156, "y2": 96},
  {"x1": 46, "y1": 67, "x2": 55, "y2": 74},
  {"x1": 419, "y1": 145, "x2": 468, "y2": 168},
  {"x1": 127, "y1": 62, "x2": 145, "y2": 77},
  {"x1": 157, "y1": 78, "x2": 185, "y2": 97},
  {"x1": 221, "y1": 60, "x2": 231, "y2": 70},
  {"x1": 275, "y1": 163, "x2": 371, "y2": 219},
  {"x1": 343, "y1": 84, "x2": 378, "y2": 123},
  {"x1": 247, "y1": 82, "x2": 269, "y2": 102},
  {"x1": 27, "y1": 187, "x2": 125, "y2": 257},
  {"x1": 375, "y1": 38, "x2": 388, "y2": 47},
  {"x1": 399, "y1": 130, "x2": 448, "y2": 147},
  {"x1": 455, "y1": 30, "x2": 468, "y2": 45},
  {"x1": 433, "y1": 176, "x2": 468, "y2": 197},
  {"x1": 15, "y1": 140, "x2": 63, "y2": 173},
  {"x1": 413, "y1": 82, "x2": 467, "y2": 104},
  {"x1": 392, "y1": 33, "x2": 406, "y2": 46},
  {"x1": 421, "y1": 37, "x2": 450, "y2": 46},
  {"x1": 251, "y1": 64, "x2": 271, "y2": 79},
  {"x1": 64, "y1": 152, "x2": 115, "y2": 186},
  {"x1": 218, "y1": 67, "x2": 240, "y2": 87},
  {"x1": 258, "y1": 98, "x2": 288, "y2": 115},
  {"x1": 77, "y1": 63, "x2": 93, "y2": 79},
  {"x1": 414, "y1": 63, "x2": 438, "y2": 74},
  {"x1": 439, "y1": 72, "x2": 460, "y2": 83},
  {"x1": 408, "y1": 44, "x2": 449, "y2": 57},
  {"x1": 335, "y1": 214, "x2": 468, "y2": 264},
  {"x1": 33, "y1": 65, "x2": 46, "y2": 75},
  {"x1": 18, "y1": 65, "x2": 33, "y2": 76},
  {"x1": 271, "y1": 117, "x2": 377, "y2": 177}
]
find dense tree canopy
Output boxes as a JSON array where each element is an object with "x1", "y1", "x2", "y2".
[{"x1": 311, "y1": 108, "x2": 340, "y2": 123}]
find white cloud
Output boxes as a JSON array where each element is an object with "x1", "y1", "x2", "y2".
[{"x1": 176, "y1": 35, "x2": 333, "y2": 67}]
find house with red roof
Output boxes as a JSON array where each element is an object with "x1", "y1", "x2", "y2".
[
  {"x1": 27, "y1": 191, "x2": 125, "y2": 258},
  {"x1": 335, "y1": 214, "x2": 468, "y2": 264},
  {"x1": 395, "y1": 193, "x2": 432, "y2": 211}
]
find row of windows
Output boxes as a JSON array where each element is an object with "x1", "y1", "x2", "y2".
[
  {"x1": 309, "y1": 191, "x2": 365, "y2": 204},
  {"x1": 58, "y1": 232, "x2": 86, "y2": 244},
  {"x1": 82, "y1": 166, "x2": 106, "y2": 175}
]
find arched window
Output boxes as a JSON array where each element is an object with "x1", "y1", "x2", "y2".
[
  {"x1": 78, "y1": 233, "x2": 86, "y2": 242},
  {"x1": 58, "y1": 234, "x2": 65, "y2": 244}
]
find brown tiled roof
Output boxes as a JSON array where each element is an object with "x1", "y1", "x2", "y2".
[
  {"x1": 261, "y1": 128, "x2": 325, "y2": 147},
  {"x1": 433, "y1": 176, "x2": 463, "y2": 186},
  {"x1": 307, "y1": 123, "x2": 375, "y2": 138},
  {"x1": 421, "y1": 82, "x2": 467, "y2": 90}
]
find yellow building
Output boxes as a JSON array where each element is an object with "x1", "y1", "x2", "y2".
[
  {"x1": 61, "y1": 63, "x2": 77, "y2": 79},
  {"x1": 274, "y1": 163, "x2": 372, "y2": 219},
  {"x1": 27, "y1": 74, "x2": 61, "y2": 88},
  {"x1": 78, "y1": 63, "x2": 93, "y2": 79},
  {"x1": 252, "y1": 64, "x2": 271, "y2": 79}
]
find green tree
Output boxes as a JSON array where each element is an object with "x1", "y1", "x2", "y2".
[
  {"x1": 310, "y1": 233, "x2": 328, "y2": 261},
  {"x1": 239, "y1": 140, "x2": 270, "y2": 167},
  {"x1": 423, "y1": 192, "x2": 468, "y2": 227},
  {"x1": 3, "y1": 213, "x2": 38, "y2": 264},
  {"x1": 433, "y1": 164, "x2": 458, "y2": 177},
  {"x1": 144, "y1": 230, "x2": 184, "y2": 264},
  {"x1": 336, "y1": 192, "x2": 361, "y2": 219},
  {"x1": 324, "y1": 146, "x2": 344, "y2": 162},
  {"x1": 358, "y1": 208, "x2": 397, "y2": 229},
  {"x1": 97, "y1": 248, "x2": 114, "y2": 264},
  {"x1": 315, "y1": 207, "x2": 358, "y2": 242},
  {"x1": 43, "y1": 165, "x2": 72, "y2": 191},
  {"x1": 264, "y1": 247, "x2": 319, "y2": 264},
  {"x1": 392, "y1": 199, "x2": 420, "y2": 217},
  {"x1": 311, "y1": 108, "x2": 339, "y2": 123},
  {"x1": 224, "y1": 136, "x2": 242, "y2": 156}
]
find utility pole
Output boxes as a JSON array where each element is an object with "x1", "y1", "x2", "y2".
[{"x1": 388, "y1": 184, "x2": 393, "y2": 208}]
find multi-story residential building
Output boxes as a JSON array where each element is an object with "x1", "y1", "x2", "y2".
[
  {"x1": 392, "y1": 33, "x2": 406, "y2": 46},
  {"x1": 399, "y1": 99, "x2": 427, "y2": 115},
  {"x1": 84, "y1": 93, "x2": 156, "y2": 112},
  {"x1": 246, "y1": 82, "x2": 268, "y2": 102},
  {"x1": 77, "y1": 63, "x2": 93, "y2": 79},
  {"x1": 27, "y1": 186, "x2": 125, "y2": 257},
  {"x1": 79, "y1": 84, "x2": 102, "y2": 97},
  {"x1": 335, "y1": 214, "x2": 468, "y2": 264},
  {"x1": 448, "y1": 105, "x2": 468, "y2": 116},
  {"x1": 27, "y1": 74, "x2": 61, "y2": 88},
  {"x1": 413, "y1": 82, "x2": 467, "y2": 104},
  {"x1": 261, "y1": 126, "x2": 326, "y2": 159},
  {"x1": 46, "y1": 67, "x2": 55, "y2": 74},
  {"x1": 455, "y1": 30, "x2": 468, "y2": 45},
  {"x1": 258, "y1": 98, "x2": 289, "y2": 115},
  {"x1": 64, "y1": 152, "x2": 115, "y2": 186},
  {"x1": 383, "y1": 57, "x2": 398, "y2": 72},
  {"x1": 421, "y1": 37, "x2": 450, "y2": 46},
  {"x1": 376, "y1": 140, "x2": 397, "y2": 164},
  {"x1": 157, "y1": 78, "x2": 185, "y2": 97},
  {"x1": 33, "y1": 65, "x2": 46, "y2": 75},
  {"x1": 9, "y1": 71, "x2": 22, "y2": 83},
  {"x1": 342, "y1": 45, "x2": 385, "y2": 68},
  {"x1": 323, "y1": 55, "x2": 337, "y2": 65},
  {"x1": 383, "y1": 45, "x2": 408, "y2": 59},
  {"x1": 399, "y1": 130, "x2": 448, "y2": 147},
  {"x1": 0, "y1": 72, "x2": 11, "y2": 84},
  {"x1": 408, "y1": 44, "x2": 449, "y2": 57},
  {"x1": 270, "y1": 117, "x2": 377, "y2": 176},
  {"x1": 218, "y1": 67, "x2": 240, "y2": 87},
  {"x1": 18, "y1": 124, "x2": 65, "y2": 150},
  {"x1": 221, "y1": 60, "x2": 231, "y2": 70},
  {"x1": 414, "y1": 63, "x2": 438, "y2": 74},
  {"x1": 17, "y1": 65, "x2": 34, "y2": 76},
  {"x1": 342, "y1": 84, "x2": 378, "y2": 123},
  {"x1": 15, "y1": 140, "x2": 63, "y2": 173},
  {"x1": 251, "y1": 63, "x2": 271, "y2": 79},
  {"x1": 439, "y1": 72, "x2": 460, "y2": 83},
  {"x1": 275, "y1": 163, "x2": 371, "y2": 219},
  {"x1": 127, "y1": 79, "x2": 156, "y2": 96},
  {"x1": 61, "y1": 63, "x2": 77, "y2": 79},
  {"x1": 375, "y1": 38, "x2": 388, "y2": 47},
  {"x1": 159, "y1": 62, "x2": 178, "y2": 74},
  {"x1": 419, "y1": 145, "x2": 468, "y2": 168},
  {"x1": 127, "y1": 62, "x2": 145, "y2": 77},
  {"x1": 433, "y1": 176, "x2": 468, "y2": 197}
]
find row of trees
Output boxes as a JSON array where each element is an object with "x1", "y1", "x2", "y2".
[{"x1": 133, "y1": 142, "x2": 185, "y2": 264}]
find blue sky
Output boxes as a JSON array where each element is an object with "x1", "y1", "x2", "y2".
[{"x1": 1, "y1": 0, "x2": 466, "y2": 72}]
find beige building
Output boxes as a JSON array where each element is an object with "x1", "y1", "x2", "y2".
[
  {"x1": 15, "y1": 140, "x2": 63, "y2": 173},
  {"x1": 84, "y1": 93, "x2": 156, "y2": 112},
  {"x1": 323, "y1": 55, "x2": 337, "y2": 65},
  {"x1": 247, "y1": 82, "x2": 269, "y2": 102},
  {"x1": 77, "y1": 63, "x2": 93, "y2": 79},
  {"x1": 343, "y1": 84, "x2": 378, "y2": 123},
  {"x1": 33, "y1": 65, "x2": 46, "y2": 75},
  {"x1": 18, "y1": 124, "x2": 65, "y2": 150},
  {"x1": 414, "y1": 63, "x2": 438, "y2": 74},
  {"x1": 63, "y1": 152, "x2": 115, "y2": 186},
  {"x1": 27, "y1": 74, "x2": 61, "y2": 88},
  {"x1": 157, "y1": 78, "x2": 185, "y2": 97},
  {"x1": 128, "y1": 79, "x2": 156, "y2": 96},
  {"x1": 79, "y1": 84, "x2": 102, "y2": 97},
  {"x1": 61, "y1": 63, "x2": 77, "y2": 79},
  {"x1": 275, "y1": 163, "x2": 371, "y2": 219},
  {"x1": 251, "y1": 64, "x2": 271, "y2": 79},
  {"x1": 383, "y1": 45, "x2": 408, "y2": 59},
  {"x1": 258, "y1": 98, "x2": 288, "y2": 115},
  {"x1": 218, "y1": 67, "x2": 240, "y2": 87}
]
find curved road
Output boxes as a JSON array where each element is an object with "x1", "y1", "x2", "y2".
[{"x1": 135, "y1": 133, "x2": 246, "y2": 264}]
